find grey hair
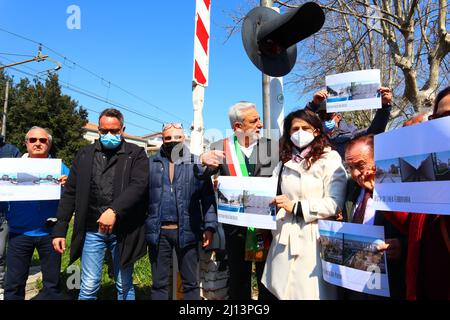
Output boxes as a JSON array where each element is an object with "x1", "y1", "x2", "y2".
[
  {"x1": 25, "y1": 126, "x2": 53, "y2": 145},
  {"x1": 228, "y1": 101, "x2": 257, "y2": 129}
]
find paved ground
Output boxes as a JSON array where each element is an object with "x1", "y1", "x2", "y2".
[{"x1": 25, "y1": 266, "x2": 42, "y2": 300}]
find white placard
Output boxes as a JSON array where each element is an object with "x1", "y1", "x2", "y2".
[
  {"x1": 0, "y1": 158, "x2": 63, "y2": 201},
  {"x1": 373, "y1": 116, "x2": 450, "y2": 214},
  {"x1": 326, "y1": 69, "x2": 381, "y2": 113},
  {"x1": 217, "y1": 176, "x2": 277, "y2": 230},
  {"x1": 318, "y1": 220, "x2": 390, "y2": 297}
]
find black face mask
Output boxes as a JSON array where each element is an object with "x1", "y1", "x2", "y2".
[{"x1": 162, "y1": 142, "x2": 183, "y2": 160}]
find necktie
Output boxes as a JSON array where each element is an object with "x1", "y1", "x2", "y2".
[{"x1": 352, "y1": 189, "x2": 372, "y2": 224}]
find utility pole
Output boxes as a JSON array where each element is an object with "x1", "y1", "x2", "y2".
[
  {"x1": 0, "y1": 46, "x2": 61, "y2": 138},
  {"x1": 261, "y1": 0, "x2": 273, "y2": 139},
  {"x1": 1, "y1": 81, "x2": 9, "y2": 138}
]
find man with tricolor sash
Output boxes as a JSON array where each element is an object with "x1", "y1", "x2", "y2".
[{"x1": 201, "y1": 101, "x2": 278, "y2": 300}]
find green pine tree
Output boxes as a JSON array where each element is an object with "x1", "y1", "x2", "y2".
[{"x1": 1, "y1": 71, "x2": 89, "y2": 165}]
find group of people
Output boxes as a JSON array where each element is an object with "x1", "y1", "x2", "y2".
[{"x1": 0, "y1": 85, "x2": 448, "y2": 300}]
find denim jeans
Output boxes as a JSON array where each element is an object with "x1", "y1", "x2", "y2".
[
  {"x1": 149, "y1": 228, "x2": 199, "y2": 300},
  {"x1": 4, "y1": 233, "x2": 61, "y2": 300},
  {"x1": 78, "y1": 232, "x2": 135, "y2": 300}
]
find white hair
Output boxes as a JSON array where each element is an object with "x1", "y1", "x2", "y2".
[
  {"x1": 228, "y1": 101, "x2": 257, "y2": 129},
  {"x1": 25, "y1": 126, "x2": 53, "y2": 145}
]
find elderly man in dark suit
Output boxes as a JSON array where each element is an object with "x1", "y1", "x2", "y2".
[
  {"x1": 343, "y1": 134, "x2": 406, "y2": 299},
  {"x1": 200, "y1": 101, "x2": 278, "y2": 300}
]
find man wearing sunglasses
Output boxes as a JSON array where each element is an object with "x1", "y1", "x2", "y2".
[
  {"x1": 52, "y1": 108, "x2": 148, "y2": 300},
  {"x1": 145, "y1": 122, "x2": 217, "y2": 300},
  {"x1": 3, "y1": 127, "x2": 69, "y2": 300},
  {"x1": 0, "y1": 135, "x2": 21, "y2": 299},
  {"x1": 305, "y1": 86, "x2": 393, "y2": 159}
]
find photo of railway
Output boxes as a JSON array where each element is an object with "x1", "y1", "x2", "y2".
[
  {"x1": 343, "y1": 234, "x2": 386, "y2": 274},
  {"x1": 376, "y1": 150, "x2": 450, "y2": 184}
]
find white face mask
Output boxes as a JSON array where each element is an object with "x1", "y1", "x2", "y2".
[{"x1": 290, "y1": 129, "x2": 315, "y2": 149}]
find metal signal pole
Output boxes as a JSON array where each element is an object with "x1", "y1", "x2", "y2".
[{"x1": 261, "y1": 0, "x2": 273, "y2": 139}]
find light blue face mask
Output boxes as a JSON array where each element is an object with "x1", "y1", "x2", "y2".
[
  {"x1": 100, "y1": 133, "x2": 122, "y2": 149},
  {"x1": 323, "y1": 119, "x2": 336, "y2": 132}
]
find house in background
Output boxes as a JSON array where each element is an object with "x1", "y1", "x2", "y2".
[
  {"x1": 141, "y1": 132, "x2": 163, "y2": 156},
  {"x1": 84, "y1": 123, "x2": 211, "y2": 156},
  {"x1": 83, "y1": 123, "x2": 149, "y2": 152},
  {"x1": 141, "y1": 132, "x2": 211, "y2": 156}
]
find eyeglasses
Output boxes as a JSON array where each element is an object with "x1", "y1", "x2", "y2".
[
  {"x1": 162, "y1": 123, "x2": 183, "y2": 131},
  {"x1": 429, "y1": 110, "x2": 450, "y2": 120},
  {"x1": 98, "y1": 128, "x2": 122, "y2": 135},
  {"x1": 345, "y1": 162, "x2": 370, "y2": 173},
  {"x1": 28, "y1": 137, "x2": 48, "y2": 144}
]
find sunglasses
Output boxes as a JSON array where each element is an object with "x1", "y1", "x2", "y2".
[
  {"x1": 162, "y1": 123, "x2": 183, "y2": 131},
  {"x1": 98, "y1": 128, "x2": 122, "y2": 135},
  {"x1": 28, "y1": 137, "x2": 48, "y2": 144}
]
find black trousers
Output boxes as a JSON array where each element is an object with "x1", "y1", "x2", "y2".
[
  {"x1": 5, "y1": 233, "x2": 61, "y2": 300},
  {"x1": 149, "y1": 228, "x2": 200, "y2": 300},
  {"x1": 224, "y1": 225, "x2": 276, "y2": 300}
]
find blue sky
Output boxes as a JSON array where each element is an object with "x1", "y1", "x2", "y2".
[
  {"x1": 0, "y1": 0, "x2": 312, "y2": 139},
  {"x1": 436, "y1": 151, "x2": 450, "y2": 164},
  {"x1": 403, "y1": 153, "x2": 432, "y2": 169},
  {"x1": 376, "y1": 158, "x2": 399, "y2": 171}
]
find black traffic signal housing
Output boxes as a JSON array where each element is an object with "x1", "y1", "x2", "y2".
[{"x1": 242, "y1": 2, "x2": 325, "y2": 77}]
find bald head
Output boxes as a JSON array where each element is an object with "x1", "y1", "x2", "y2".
[{"x1": 25, "y1": 126, "x2": 52, "y2": 158}]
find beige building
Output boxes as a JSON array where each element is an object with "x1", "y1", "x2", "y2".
[
  {"x1": 83, "y1": 123, "x2": 212, "y2": 157},
  {"x1": 141, "y1": 132, "x2": 210, "y2": 156},
  {"x1": 141, "y1": 132, "x2": 163, "y2": 156}
]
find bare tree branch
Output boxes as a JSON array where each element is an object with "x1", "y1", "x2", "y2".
[{"x1": 226, "y1": 0, "x2": 450, "y2": 124}]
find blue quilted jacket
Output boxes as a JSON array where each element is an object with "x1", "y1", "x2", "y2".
[{"x1": 145, "y1": 148, "x2": 217, "y2": 248}]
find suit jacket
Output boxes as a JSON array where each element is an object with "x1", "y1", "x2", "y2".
[
  {"x1": 52, "y1": 140, "x2": 149, "y2": 268},
  {"x1": 208, "y1": 137, "x2": 278, "y2": 178},
  {"x1": 207, "y1": 137, "x2": 279, "y2": 248}
]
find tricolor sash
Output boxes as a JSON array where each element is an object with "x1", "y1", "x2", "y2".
[{"x1": 223, "y1": 135, "x2": 269, "y2": 262}]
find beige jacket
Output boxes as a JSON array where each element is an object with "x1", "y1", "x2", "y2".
[{"x1": 262, "y1": 148, "x2": 347, "y2": 300}]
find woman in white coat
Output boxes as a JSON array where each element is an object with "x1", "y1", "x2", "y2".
[{"x1": 262, "y1": 109, "x2": 347, "y2": 300}]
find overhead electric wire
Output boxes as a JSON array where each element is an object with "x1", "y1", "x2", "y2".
[
  {"x1": 82, "y1": 107, "x2": 158, "y2": 134},
  {"x1": 0, "y1": 55, "x2": 166, "y2": 127},
  {"x1": 0, "y1": 52, "x2": 35, "y2": 57},
  {"x1": 0, "y1": 60, "x2": 161, "y2": 133},
  {"x1": 0, "y1": 27, "x2": 191, "y2": 126}
]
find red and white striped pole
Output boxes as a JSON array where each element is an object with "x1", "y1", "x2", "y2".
[
  {"x1": 191, "y1": 0, "x2": 211, "y2": 155},
  {"x1": 174, "y1": 0, "x2": 211, "y2": 299}
]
